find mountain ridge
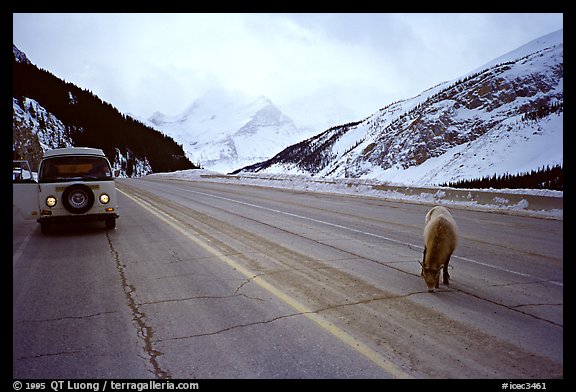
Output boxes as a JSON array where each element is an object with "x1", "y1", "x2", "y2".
[
  {"x1": 12, "y1": 44, "x2": 196, "y2": 176},
  {"x1": 235, "y1": 29, "x2": 563, "y2": 187}
]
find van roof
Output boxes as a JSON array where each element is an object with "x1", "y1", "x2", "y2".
[{"x1": 43, "y1": 147, "x2": 106, "y2": 158}]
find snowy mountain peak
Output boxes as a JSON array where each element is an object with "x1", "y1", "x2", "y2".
[
  {"x1": 148, "y1": 110, "x2": 168, "y2": 125},
  {"x1": 145, "y1": 89, "x2": 315, "y2": 173},
  {"x1": 469, "y1": 28, "x2": 562, "y2": 76}
]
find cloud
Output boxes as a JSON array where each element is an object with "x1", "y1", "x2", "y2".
[{"x1": 13, "y1": 13, "x2": 563, "y2": 125}]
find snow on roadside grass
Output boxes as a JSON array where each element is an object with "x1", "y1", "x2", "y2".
[{"x1": 150, "y1": 169, "x2": 562, "y2": 220}]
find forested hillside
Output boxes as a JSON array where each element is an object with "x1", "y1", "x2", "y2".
[{"x1": 13, "y1": 45, "x2": 197, "y2": 176}]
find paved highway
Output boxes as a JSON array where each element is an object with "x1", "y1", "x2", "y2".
[{"x1": 13, "y1": 176, "x2": 563, "y2": 378}]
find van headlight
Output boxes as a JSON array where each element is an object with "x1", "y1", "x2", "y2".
[
  {"x1": 46, "y1": 196, "x2": 57, "y2": 207},
  {"x1": 99, "y1": 193, "x2": 110, "y2": 204}
]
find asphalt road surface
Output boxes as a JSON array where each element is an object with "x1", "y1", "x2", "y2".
[{"x1": 13, "y1": 176, "x2": 563, "y2": 379}]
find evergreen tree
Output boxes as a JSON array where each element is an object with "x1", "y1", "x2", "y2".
[{"x1": 441, "y1": 164, "x2": 563, "y2": 191}]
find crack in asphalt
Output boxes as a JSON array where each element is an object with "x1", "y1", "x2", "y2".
[
  {"x1": 157, "y1": 312, "x2": 302, "y2": 342},
  {"x1": 139, "y1": 273, "x2": 267, "y2": 306},
  {"x1": 155, "y1": 290, "x2": 429, "y2": 343},
  {"x1": 454, "y1": 286, "x2": 563, "y2": 328},
  {"x1": 512, "y1": 303, "x2": 563, "y2": 308},
  {"x1": 166, "y1": 248, "x2": 184, "y2": 264},
  {"x1": 233, "y1": 275, "x2": 255, "y2": 294},
  {"x1": 139, "y1": 292, "x2": 265, "y2": 306},
  {"x1": 17, "y1": 311, "x2": 117, "y2": 323},
  {"x1": 17, "y1": 350, "x2": 82, "y2": 361},
  {"x1": 106, "y1": 231, "x2": 171, "y2": 379}
]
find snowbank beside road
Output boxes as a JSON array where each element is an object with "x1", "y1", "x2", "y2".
[{"x1": 149, "y1": 169, "x2": 563, "y2": 220}]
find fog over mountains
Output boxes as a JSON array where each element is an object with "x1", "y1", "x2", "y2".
[{"x1": 141, "y1": 89, "x2": 316, "y2": 173}]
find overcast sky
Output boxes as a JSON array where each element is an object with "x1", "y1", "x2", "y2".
[{"x1": 13, "y1": 13, "x2": 563, "y2": 128}]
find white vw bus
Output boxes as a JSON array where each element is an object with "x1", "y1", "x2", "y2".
[{"x1": 13, "y1": 147, "x2": 119, "y2": 234}]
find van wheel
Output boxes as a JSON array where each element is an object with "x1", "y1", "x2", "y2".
[
  {"x1": 62, "y1": 184, "x2": 95, "y2": 214},
  {"x1": 40, "y1": 220, "x2": 51, "y2": 234},
  {"x1": 105, "y1": 217, "x2": 116, "y2": 230}
]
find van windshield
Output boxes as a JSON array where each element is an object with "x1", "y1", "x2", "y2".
[{"x1": 39, "y1": 156, "x2": 113, "y2": 183}]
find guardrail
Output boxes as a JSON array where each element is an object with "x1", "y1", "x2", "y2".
[{"x1": 188, "y1": 172, "x2": 563, "y2": 217}]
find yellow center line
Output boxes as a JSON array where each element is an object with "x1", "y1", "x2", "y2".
[{"x1": 117, "y1": 187, "x2": 413, "y2": 379}]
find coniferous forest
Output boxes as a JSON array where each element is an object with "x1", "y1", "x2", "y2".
[
  {"x1": 440, "y1": 164, "x2": 563, "y2": 191},
  {"x1": 13, "y1": 50, "x2": 197, "y2": 175}
]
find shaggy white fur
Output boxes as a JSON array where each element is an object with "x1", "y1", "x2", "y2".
[{"x1": 420, "y1": 206, "x2": 459, "y2": 292}]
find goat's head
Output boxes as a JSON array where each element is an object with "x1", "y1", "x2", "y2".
[{"x1": 419, "y1": 261, "x2": 444, "y2": 292}]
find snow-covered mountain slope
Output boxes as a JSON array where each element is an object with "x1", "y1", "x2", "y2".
[
  {"x1": 143, "y1": 89, "x2": 314, "y2": 173},
  {"x1": 238, "y1": 29, "x2": 563, "y2": 187},
  {"x1": 13, "y1": 97, "x2": 74, "y2": 152}
]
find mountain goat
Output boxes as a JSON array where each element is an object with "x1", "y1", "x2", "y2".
[{"x1": 420, "y1": 206, "x2": 458, "y2": 292}]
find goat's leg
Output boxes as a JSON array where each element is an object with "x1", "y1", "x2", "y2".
[{"x1": 443, "y1": 259, "x2": 450, "y2": 285}]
